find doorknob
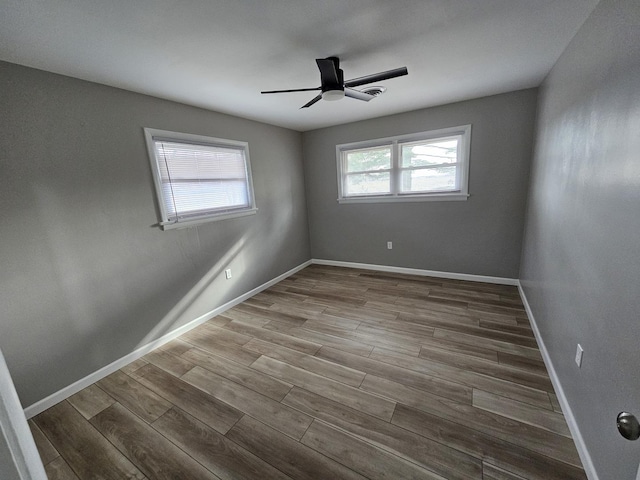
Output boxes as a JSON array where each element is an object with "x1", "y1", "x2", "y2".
[{"x1": 617, "y1": 412, "x2": 640, "y2": 440}]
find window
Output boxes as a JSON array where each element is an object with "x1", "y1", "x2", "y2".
[
  {"x1": 336, "y1": 125, "x2": 471, "y2": 203},
  {"x1": 144, "y1": 128, "x2": 257, "y2": 230}
]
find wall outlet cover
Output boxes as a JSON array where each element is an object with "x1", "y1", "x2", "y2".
[{"x1": 225, "y1": 269, "x2": 232, "y2": 279}]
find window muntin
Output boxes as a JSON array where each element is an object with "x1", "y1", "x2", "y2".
[
  {"x1": 144, "y1": 129, "x2": 256, "y2": 229},
  {"x1": 337, "y1": 125, "x2": 471, "y2": 203}
]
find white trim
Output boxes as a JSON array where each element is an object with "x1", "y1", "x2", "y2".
[
  {"x1": 160, "y1": 208, "x2": 257, "y2": 230},
  {"x1": 311, "y1": 259, "x2": 518, "y2": 286},
  {"x1": 0, "y1": 349, "x2": 47, "y2": 479},
  {"x1": 517, "y1": 281, "x2": 599, "y2": 480},
  {"x1": 336, "y1": 124, "x2": 472, "y2": 202},
  {"x1": 337, "y1": 193, "x2": 469, "y2": 204},
  {"x1": 23, "y1": 260, "x2": 311, "y2": 419},
  {"x1": 143, "y1": 127, "x2": 257, "y2": 229}
]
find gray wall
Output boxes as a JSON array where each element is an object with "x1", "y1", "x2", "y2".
[
  {"x1": 302, "y1": 89, "x2": 537, "y2": 278},
  {"x1": 0, "y1": 61, "x2": 310, "y2": 408},
  {"x1": 519, "y1": 0, "x2": 640, "y2": 478}
]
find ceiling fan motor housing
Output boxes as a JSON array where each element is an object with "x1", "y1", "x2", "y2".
[{"x1": 321, "y1": 57, "x2": 345, "y2": 100}]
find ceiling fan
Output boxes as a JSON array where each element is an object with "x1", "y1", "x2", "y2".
[{"x1": 261, "y1": 57, "x2": 408, "y2": 108}]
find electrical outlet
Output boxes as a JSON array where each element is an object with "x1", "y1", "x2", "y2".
[
  {"x1": 225, "y1": 268, "x2": 232, "y2": 279},
  {"x1": 387, "y1": 241, "x2": 393, "y2": 250},
  {"x1": 575, "y1": 344, "x2": 584, "y2": 367}
]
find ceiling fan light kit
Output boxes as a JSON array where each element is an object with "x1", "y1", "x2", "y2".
[
  {"x1": 261, "y1": 56, "x2": 407, "y2": 109},
  {"x1": 321, "y1": 89, "x2": 345, "y2": 101}
]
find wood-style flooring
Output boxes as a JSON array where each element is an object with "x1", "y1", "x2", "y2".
[{"x1": 29, "y1": 265, "x2": 586, "y2": 480}]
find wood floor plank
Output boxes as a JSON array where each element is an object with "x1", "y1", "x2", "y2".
[
  {"x1": 234, "y1": 302, "x2": 308, "y2": 327},
  {"x1": 317, "y1": 346, "x2": 473, "y2": 404},
  {"x1": 323, "y1": 304, "x2": 399, "y2": 323},
  {"x1": 368, "y1": 347, "x2": 552, "y2": 408},
  {"x1": 362, "y1": 373, "x2": 581, "y2": 469},
  {"x1": 222, "y1": 320, "x2": 322, "y2": 355},
  {"x1": 120, "y1": 357, "x2": 148, "y2": 376},
  {"x1": 226, "y1": 415, "x2": 367, "y2": 480},
  {"x1": 483, "y1": 462, "x2": 528, "y2": 480},
  {"x1": 391, "y1": 404, "x2": 586, "y2": 480},
  {"x1": 153, "y1": 407, "x2": 293, "y2": 480},
  {"x1": 478, "y1": 319, "x2": 534, "y2": 338},
  {"x1": 134, "y1": 364, "x2": 243, "y2": 434},
  {"x1": 403, "y1": 317, "x2": 539, "y2": 348},
  {"x1": 243, "y1": 338, "x2": 366, "y2": 387},
  {"x1": 44, "y1": 456, "x2": 80, "y2": 480},
  {"x1": 473, "y1": 389, "x2": 571, "y2": 437},
  {"x1": 67, "y1": 383, "x2": 116, "y2": 420},
  {"x1": 302, "y1": 420, "x2": 449, "y2": 480},
  {"x1": 433, "y1": 328, "x2": 542, "y2": 359},
  {"x1": 91, "y1": 403, "x2": 219, "y2": 480},
  {"x1": 33, "y1": 401, "x2": 145, "y2": 480},
  {"x1": 195, "y1": 321, "x2": 253, "y2": 345},
  {"x1": 181, "y1": 326, "x2": 262, "y2": 366},
  {"x1": 267, "y1": 301, "x2": 330, "y2": 318},
  {"x1": 283, "y1": 326, "x2": 374, "y2": 357},
  {"x1": 97, "y1": 370, "x2": 172, "y2": 423},
  {"x1": 417, "y1": 345, "x2": 554, "y2": 392},
  {"x1": 497, "y1": 351, "x2": 548, "y2": 375},
  {"x1": 283, "y1": 387, "x2": 481, "y2": 480},
  {"x1": 549, "y1": 392, "x2": 563, "y2": 413},
  {"x1": 418, "y1": 334, "x2": 500, "y2": 362},
  {"x1": 143, "y1": 349, "x2": 195, "y2": 377},
  {"x1": 355, "y1": 318, "x2": 439, "y2": 340},
  {"x1": 182, "y1": 365, "x2": 312, "y2": 439},
  {"x1": 28, "y1": 419, "x2": 59, "y2": 464},
  {"x1": 183, "y1": 346, "x2": 293, "y2": 401},
  {"x1": 303, "y1": 320, "x2": 422, "y2": 356},
  {"x1": 159, "y1": 337, "x2": 198, "y2": 356},
  {"x1": 251, "y1": 355, "x2": 396, "y2": 421}
]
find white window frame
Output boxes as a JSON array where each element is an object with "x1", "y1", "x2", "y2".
[
  {"x1": 144, "y1": 128, "x2": 257, "y2": 230},
  {"x1": 336, "y1": 125, "x2": 471, "y2": 203}
]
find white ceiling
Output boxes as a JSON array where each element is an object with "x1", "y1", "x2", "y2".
[{"x1": 0, "y1": 0, "x2": 598, "y2": 131}]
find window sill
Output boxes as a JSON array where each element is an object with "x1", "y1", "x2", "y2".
[
  {"x1": 337, "y1": 193, "x2": 469, "y2": 204},
  {"x1": 159, "y1": 208, "x2": 258, "y2": 230}
]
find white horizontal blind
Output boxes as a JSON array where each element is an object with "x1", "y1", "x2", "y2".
[{"x1": 153, "y1": 139, "x2": 250, "y2": 222}]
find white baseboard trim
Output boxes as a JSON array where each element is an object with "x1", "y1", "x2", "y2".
[
  {"x1": 311, "y1": 259, "x2": 518, "y2": 286},
  {"x1": 517, "y1": 281, "x2": 598, "y2": 480},
  {"x1": 24, "y1": 260, "x2": 312, "y2": 419}
]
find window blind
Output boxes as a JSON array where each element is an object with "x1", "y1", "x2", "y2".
[{"x1": 153, "y1": 139, "x2": 251, "y2": 222}]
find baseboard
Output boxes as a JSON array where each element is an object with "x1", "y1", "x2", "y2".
[
  {"x1": 517, "y1": 281, "x2": 599, "y2": 480},
  {"x1": 311, "y1": 259, "x2": 518, "y2": 286},
  {"x1": 24, "y1": 260, "x2": 312, "y2": 418}
]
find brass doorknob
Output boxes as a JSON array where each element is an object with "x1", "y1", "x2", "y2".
[{"x1": 617, "y1": 412, "x2": 640, "y2": 441}]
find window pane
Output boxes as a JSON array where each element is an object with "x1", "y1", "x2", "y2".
[
  {"x1": 346, "y1": 146, "x2": 391, "y2": 172},
  {"x1": 401, "y1": 138, "x2": 458, "y2": 167},
  {"x1": 346, "y1": 172, "x2": 390, "y2": 196},
  {"x1": 400, "y1": 166, "x2": 457, "y2": 193}
]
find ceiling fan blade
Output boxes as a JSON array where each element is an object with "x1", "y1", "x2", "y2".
[
  {"x1": 344, "y1": 67, "x2": 408, "y2": 88},
  {"x1": 345, "y1": 88, "x2": 375, "y2": 102},
  {"x1": 316, "y1": 57, "x2": 340, "y2": 88},
  {"x1": 261, "y1": 87, "x2": 320, "y2": 94},
  {"x1": 300, "y1": 94, "x2": 322, "y2": 109}
]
